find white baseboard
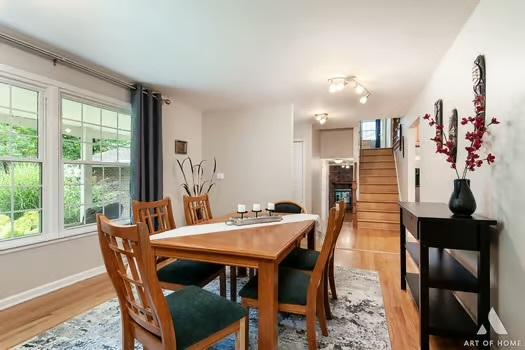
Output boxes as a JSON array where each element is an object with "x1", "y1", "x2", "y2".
[{"x1": 0, "y1": 265, "x2": 106, "y2": 310}]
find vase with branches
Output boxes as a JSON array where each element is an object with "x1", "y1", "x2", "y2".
[
  {"x1": 176, "y1": 157, "x2": 217, "y2": 197},
  {"x1": 422, "y1": 96, "x2": 499, "y2": 216}
]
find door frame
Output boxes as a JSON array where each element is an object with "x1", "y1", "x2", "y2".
[{"x1": 292, "y1": 139, "x2": 306, "y2": 208}]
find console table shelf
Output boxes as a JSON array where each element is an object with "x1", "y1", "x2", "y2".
[
  {"x1": 399, "y1": 202, "x2": 497, "y2": 350},
  {"x1": 405, "y1": 273, "x2": 478, "y2": 337},
  {"x1": 406, "y1": 242, "x2": 478, "y2": 292}
]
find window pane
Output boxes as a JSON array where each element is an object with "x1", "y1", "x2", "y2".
[
  {"x1": 13, "y1": 210, "x2": 41, "y2": 236},
  {"x1": 85, "y1": 123, "x2": 101, "y2": 143},
  {"x1": 63, "y1": 140, "x2": 81, "y2": 161},
  {"x1": 0, "y1": 187, "x2": 11, "y2": 212},
  {"x1": 62, "y1": 99, "x2": 81, "y2": 121},
  {"x1": 83, "y1": 104, "x2": 100, "y2": 125},
  {"x1": 102, "y1": 109, "x2": 118, "y2": 128},
  {"x1": 14, "y1": 186, "x2": 41, "y2": 211},
  {"x1": 0, "y1": 83, "x2": 9, "y2": 108},
  {"x1": 118, "y1": 114, "x2": 131, "y2": 131},
  {"x1": 12, "y1": 135, "x2": 38, "y2": 158},
  {"x1": 0, "y1": 213, "x2": 13, "y2": 240},
  {"x1": 62, "y1": 119, "x2": 82, "y2": 141},
  {"x1": 13, "y1": 163, "x2": 41, "y2": 211},
  {"x1": 12, "y1": 112, "x2": 38, "y2": 136},
  {"x1": 89, "y1": 142, "x2": 102, "y2": 161},
  {"x1": 11, "y1": 86, "x2": 38, "y2": 113}
]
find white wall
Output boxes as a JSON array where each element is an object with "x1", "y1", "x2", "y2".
[
  {"x1": 397, "y1": 0, "x2": 525, "y2": 341},
  {"x1": 202, "y1": 104, "x2": 294, "y2": 216},
  {"x1": 162, "y1": 102, "x2": 203, "y2": 225},
  {"x1": 311, "y1": 128, "x2": 322, "y2": 215},
  {"x1": 320, "y1": 128, "x2": 353, "y2": 159}
]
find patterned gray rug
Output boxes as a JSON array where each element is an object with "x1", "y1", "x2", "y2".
[{"x1": 18, "y1": 267, "x2": 391, "y2": 350}]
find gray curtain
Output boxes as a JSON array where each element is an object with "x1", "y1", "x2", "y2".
[{"x1": 130, "y1": 84, "x2": 163, "y2": 202}]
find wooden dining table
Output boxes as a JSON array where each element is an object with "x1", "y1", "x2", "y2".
[{"x1": 150, "y1": 214, "x2": 316, "y2": 349}]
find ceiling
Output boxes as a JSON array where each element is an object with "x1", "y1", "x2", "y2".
[{"x1": 0, "y1": 0, "x2": 478, "y2": 128}]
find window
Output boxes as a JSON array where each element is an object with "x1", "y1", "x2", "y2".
[
  {"x1": 61, "y1": 96, "x2": 131, "y2": 229},
  {"x1": 0, "y1": 81, "x2": 43, "y2": 241},
  {"x1": 361, "y1": 120, "x2": 376, "y2": 141}
]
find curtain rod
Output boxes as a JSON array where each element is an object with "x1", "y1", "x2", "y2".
[{"x1": 0, "y1": 31, "x2": 170, "y2": 102}]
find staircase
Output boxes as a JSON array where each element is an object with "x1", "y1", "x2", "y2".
[{"x1": 357, "y1": 148, "x2": 400, "y2": 230}]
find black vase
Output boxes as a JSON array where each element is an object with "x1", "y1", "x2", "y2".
[{"x1": 449, "y1": 179, "x2": 476, "y2": 217}]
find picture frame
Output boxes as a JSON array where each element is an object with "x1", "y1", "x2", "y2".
[{"x1": 175, "y1": 140, "x2": 188, "y2": 154}]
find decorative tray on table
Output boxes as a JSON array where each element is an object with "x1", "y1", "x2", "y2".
[{"x1": 225, "y1": 216, "x2": 283, "y2": 226}]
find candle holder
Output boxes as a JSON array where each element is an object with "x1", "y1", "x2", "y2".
[
  {"x1": 252, "y1": 210, "x2": 262, "y2": 218},
  {"x1": 266, "y1": 208, "x2": 275, "y2": 216},
  {"x1": 237, "y1": 210, "x2": 248, "y2": 219}
]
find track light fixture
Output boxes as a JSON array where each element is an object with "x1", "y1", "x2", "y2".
[
  {"x1": 314, "y1": 113, "x2": 328, "y2": 125},
  {"x1": 328, "y1": 76, "x2": 371, "y2": 103}
]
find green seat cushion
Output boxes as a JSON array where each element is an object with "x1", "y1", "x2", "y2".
[
  {"x1": 280, "y1": 247, "x2": 319, "y2": 271},
  {"x1": 239, "y1": 267, "x2": 311, "y2": 305},
  {"x1": 166, "y1": 285, "x2": 247, "y2": 349},
  {"x1": 157, "y1": 260, "x2": 223, "y2": 286}
]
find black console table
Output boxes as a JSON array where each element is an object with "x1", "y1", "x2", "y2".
[{"x1": 399, "y1": 202, "x2": 496, "y2": 349}]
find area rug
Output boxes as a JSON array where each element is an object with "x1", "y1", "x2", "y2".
[{"x1": 18, "y1": 267, "x2": 391, "y2": 350}]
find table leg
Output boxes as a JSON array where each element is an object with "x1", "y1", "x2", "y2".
[
  {"x1": 400, "y1": 219, "x2": 406, "y2": 290},
  {"x1": 419, "y1": 243, "x2": 429, "y2": 350},
  {"x1": 258, "y1": 260, "x2": 278, "y2": 349},
  {"x1": 478, "y1": 226, "x2": 490, "y2": 349},
  {"x1": 307, "y1": 225, "x2": 315, "y2": 250}
]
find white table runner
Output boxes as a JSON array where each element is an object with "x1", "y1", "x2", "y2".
[{"x1": 150, "y1": 213, "x2": 321, "y2": 241}]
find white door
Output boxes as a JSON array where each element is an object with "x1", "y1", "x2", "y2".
[{"x1": 292, "y1": 140, "x2": 305, "y2": 206}]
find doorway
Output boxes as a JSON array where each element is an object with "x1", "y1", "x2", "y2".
[{"x1": 292, "y1": 140, "x2": 305, "y2": 206}]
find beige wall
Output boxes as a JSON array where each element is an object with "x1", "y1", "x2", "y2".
[
  {"x1": 396, "y1": 0, "x2": 524, "y2": 341},
  {"x1": 202, "y1": 105, "x2": 294, "y2": 216},
  {"x1": 162, "y1": 102, "x2": 203, "y2": 226},
  {"x1": 320, "y1": 128, "x2": 353, "y2": 159},
  {"x1": 311, "y1": 128, "x2": 322, "y2": 215},
  {"x1": 0, "y1": 43, "x2": 201, "y2": 303},
  {"x1": 294, "y1": 121, "x2": 313, "y2": 212}
]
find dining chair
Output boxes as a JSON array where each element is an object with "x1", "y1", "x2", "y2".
[
  {"x1": 274, "y1": 200, "x2": 307, "y2": 214},
  {"x1": 239, "y1": 206, "x2": 344, "y2": 350},
  {"x1": 279, "y1": 201, "x2": 347, "y2": 320},
  {"x1": 183, "y1": 194, "x2": 241, "y2": 302},
  {"x1": 96, "y1": 215, "x2": 248, "y2": 350},
  {"x1": 133, "y1": 198, "x2": 226, "y2": 297}
]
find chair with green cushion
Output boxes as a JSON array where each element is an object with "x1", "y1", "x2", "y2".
[
  {"x1": 274, "y1": 200, "x2": 307, "y2": 214},
  {"x1": 97, "y1": 214, "x2": 248, "y2": 350},
  {"x1": 239, "y1": 205, "x2": 344, "y2": 350},
  {"x1": 280, "y1": 201, "x2": 346, "y2": 319},
  {"x1": 133, "y1": 198, "x2": 226, "y2": 297}
]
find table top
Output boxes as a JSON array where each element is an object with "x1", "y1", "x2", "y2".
[
  {"x1": 399, "y1": 202, "x2": 497, "y2": 224},
  {"x1": 150, "y1": 217, "x2": 315, "y2": 261}
]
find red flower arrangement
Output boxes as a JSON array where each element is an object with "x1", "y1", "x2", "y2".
[{"x1": 422, "y1": 96, "x2": 499, "y2": 179}]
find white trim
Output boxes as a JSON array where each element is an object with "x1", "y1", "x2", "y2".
[{"x1": 0, "y1": 265, "x2": 106, "y2": 310}]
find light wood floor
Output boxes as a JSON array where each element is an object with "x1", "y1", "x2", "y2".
[{"x1": 0, "y1": 222, "x2": 464, "y2": 349}]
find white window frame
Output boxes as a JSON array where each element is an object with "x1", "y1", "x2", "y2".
[
  {"x1": 58, "y1": 91, "x2": 131, "y2": 236},
  {"x1": 0, "y1": 65, "x2": 131, "y2": 251}
]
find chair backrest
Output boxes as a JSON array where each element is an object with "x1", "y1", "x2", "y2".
[
  {"x1": 183, "y1": 194, "x2": 213, "y2": 225},
  {"x1": 332, "y1": 200, "x2": 347, "y2": 250},
  {"x1": 132, "y1": 198, "x2": 176, "y2": 235},
  {"x1": 274, "y1": 200, "x2": 307, "y2": 214},
  {"x1": 96, "y1": 215, "x2": 176, "y2": 348},
  {"x1": 307, "y1": 205, "x2": 345, "y2": 305}
]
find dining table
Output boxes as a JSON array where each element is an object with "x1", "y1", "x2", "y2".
[{"x1": 150, "y1": 213, "x2": 317, "y2": 349}]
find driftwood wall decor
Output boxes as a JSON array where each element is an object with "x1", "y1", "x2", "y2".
[
  {"x1": 472, "y1": 55, "x2": 486, "y2": 124},
  {"x1": 434, "y1": 99, "x2": 443, "y2": 147},
  {"x1": 449, "y1": 109, "x2": 458, "y2": 162}
]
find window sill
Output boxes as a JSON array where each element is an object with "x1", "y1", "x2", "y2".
[{"x1": 0, "y1": 230, "x2": 97, "y2": 255}]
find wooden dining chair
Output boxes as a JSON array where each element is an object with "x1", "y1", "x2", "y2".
[
  {"x1": 133, "y1": 198, "x2": 226, "y2": 297},
  {"x1": 96, "y1": 215, "x2": 248, "y2": 350},
  {"x1": 274, "y1": 200, "x2": 307, "y2": 214},
  {"x1": 239, "y1": 206, "x2": 344, "y2": 350},
  {"x1": 183, "y1": 194, "x2": 240, "y2": 301},
  {"x1": 279, "y1": 201, "x2": 347, "y2": 320}
]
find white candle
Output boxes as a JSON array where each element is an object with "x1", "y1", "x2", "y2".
[
  {"x1": 252, "y1": 203, "x2": 261, "y2": 211},
  {"x1": 237, "y1": 204, "x2": 246, "y2": 213},
  {"x1": 267, "y1": 202, "x2": 275, "y2": 211}
]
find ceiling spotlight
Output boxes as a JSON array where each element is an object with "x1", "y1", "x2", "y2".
[
  {"x1": 359, "y1": 94, "x2": 370, "y2": 104},
  {"x1": 334, "y1": 159, "x2": 343, "y2": 164},
  {"x1": 328, "y1": 77, "x2": 348, "y2": 93},
  {"x1": 354, "y1": 84, "x2": 365, "y2": 95},
  {"x1": 314, "y1": 113, "x2": 328, "y2": 125}
]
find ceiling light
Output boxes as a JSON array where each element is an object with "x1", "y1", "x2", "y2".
[
  {"x1": 354, "y1": 84, "x2": 365, "y2": 95},
  {"x1": 359, "y1": 94, "x2": 370, "y2": 104},
  {"x1": 314, "y1": 113, "x2": 328, "y2": 125},
  {"x1": 334, "y1": 159, "x2": 343, "y2": 164},
  {"x1": 328, "y1": 77, "x2": 348, "y2": 93}
]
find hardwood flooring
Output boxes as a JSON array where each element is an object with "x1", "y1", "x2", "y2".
[{"x1": 0, "y1": 221, "x2": 465, "y2": 349}]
